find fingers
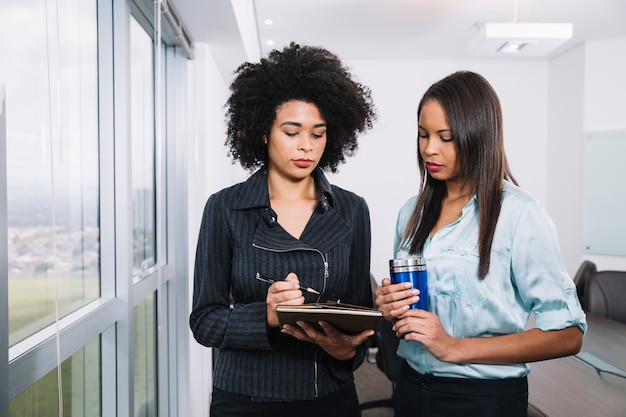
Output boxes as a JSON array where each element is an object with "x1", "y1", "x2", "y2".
[
  {"x1": 283, "y1": 272, "x2": 300, "y2": 286},
  {"x1": 375, "y1": 281, "x2": 417, "y2": 301},
  {"x1": 281, "y1": 321, "x2": 373, "y2": 343},
  {"x1": 316, "y1": 321, "x2": 374, "y2": 341},
  {"x1": 393, "y1": 318, "x2": 420, "y2": 340},
  {"x1": 267, "y1": 273, "x2": 303, "y2": 304},
  {"x1": 349, "y1": 328, "x2": 376, "y2": 345},
  {"x1": 265, "y1": 273, "x2": 304, "y2": 328},
  {"x1": 281, "y1": 321, "x2": 371, "y2": 361},
  {"x1": 282, "y1": 321, "x2": 334, "y2": 339},
  {"x1": 280, "y1": 321, "x2": 326, "y2": 344},
  {"x1": 267, "y1": 284, "x2": 303, "y2": 304},
  {"x1": 280, "y1": 322, "x2": 310, "y2": 339},
  {"x1": 375, "y1": 281, "x2": 420, "y2": 319},
  {"x1": 271, "y1": 273, "x2": 301, "y2": 294},
  {"x1": 392, "y1": 310, "x2": 440, "y2": 341}
]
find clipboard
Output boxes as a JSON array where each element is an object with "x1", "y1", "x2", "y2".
[{"x1": 276, "y1": 302, "x2": 383, "y2": 334}]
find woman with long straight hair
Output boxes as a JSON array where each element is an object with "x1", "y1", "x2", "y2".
[{"x1": 375, "y1": 71, "x2": 586, "y2": 417}]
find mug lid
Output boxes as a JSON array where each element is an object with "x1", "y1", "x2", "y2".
[{"x1": 389, "y1": 257, "x2": 424, "y2": 268}]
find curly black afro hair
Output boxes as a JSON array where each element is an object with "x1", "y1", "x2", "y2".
[{"x1": 224, "y1": 42, "x2": 377, "y2": 173}]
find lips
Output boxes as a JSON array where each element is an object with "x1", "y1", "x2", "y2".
[
  {"x1": 293, "y1": 159, "x2": 313, "y2": 168},
  {"x1": 426, "y1": 162, "x2": 443, "y2": 172}
]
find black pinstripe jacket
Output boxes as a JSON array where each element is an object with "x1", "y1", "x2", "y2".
[{"x1": 190, "y1": 167, "x2": 372, "y2": 401}]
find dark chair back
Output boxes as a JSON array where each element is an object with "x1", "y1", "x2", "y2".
[
  {"x1": 368, "y1": 274, "x2": 403, "y2": 382},
  {"x1": 360, "y1": 275, "x2": 404, "y2": 411},
  {"x1": 585, "y1": 270, "x2": 626, "y2": 324},
  {"x1": 528, "y1": 402, "x2": 549, "y2": 417},
  {"x1": 373, "y1": 318, "x2": 402, "y2": 382},
  {"x1": 573, "y1": 260, "x2": 596, "y2": 309}
]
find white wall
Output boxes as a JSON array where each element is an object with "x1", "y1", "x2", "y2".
[
  {"x1": 545, "y1": 36, "x2": 626, "y2": 276},
  {"x1": 327, "y1": 60, "x2": 549, "y2": 281},
  {"x1": 186, "y1": 43, "x2": 247, "y2": 417},
  {"x1": 547, "y1": 44, "x2": 586, "y2": 276},
  {"x1": 580, "y1": 36, "x2": 626, "y2": 271}
]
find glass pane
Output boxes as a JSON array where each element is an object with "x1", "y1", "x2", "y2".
[
  {"x1": 134, "y1": 293, "x2": 156, "y2": 417},
  {"x1": 2, "y1": 0, "x2": 100, "y2": 346},
  {"x1": 9, "y1": 336, "x2": 101, "y2": 417},
  {"x1": 130, "y1": 17, "x2": 156, "y2": 279}
]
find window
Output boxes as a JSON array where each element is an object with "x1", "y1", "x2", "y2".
[
  {"x1": 130, "y1": 17, "x2": 157, "y2": 279},
  {"x1": 134, "y1": 294, "x2": 156, "y2": 417},
  {"x1": 4, "y1": 0, "x2": 100, "y2": 348},
  {"x1": 1, "y1": 1, "x2": 191, "y2": 415}
]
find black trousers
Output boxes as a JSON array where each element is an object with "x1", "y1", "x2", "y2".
[
  {"x1": 394, "y1": 362, "x2": 528, "y2": 417},
  {"x1": 210, "y1": 382, "x2": 360, "y2": 417}
]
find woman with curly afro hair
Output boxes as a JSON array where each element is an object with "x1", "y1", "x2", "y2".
[{"x1": 190, "y1": 42, "x2": 377, "y2": 417}]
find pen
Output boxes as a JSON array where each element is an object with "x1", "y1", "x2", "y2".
[{"x1": 255, "y1": 272, "x2": 321, "y2": 295}]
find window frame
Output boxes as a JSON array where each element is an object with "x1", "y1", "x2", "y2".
[{"x1": 1, "y1": 83, "x2": 9, "y2": 413}]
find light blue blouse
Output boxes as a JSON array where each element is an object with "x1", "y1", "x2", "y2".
[{"x1": 394, "y1": 180, "x2": 587, "y2": 379}]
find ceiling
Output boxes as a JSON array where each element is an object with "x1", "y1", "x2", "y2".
[{"x1": 173, "y1": 0, "x2": 626, "y2": 66}]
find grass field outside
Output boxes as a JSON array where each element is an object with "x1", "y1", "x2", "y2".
[
  {"x1": 8, "y1": 277, "x2": 156, "y2": 416},
  {"x1": 9, "y1": 338, "x2": 101, "y2": 417},
  {"x1": 8, "y1": 275, "x2": 99, "y2": 346}
]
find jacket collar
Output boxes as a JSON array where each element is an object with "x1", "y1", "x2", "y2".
[{"x1": 232, "y1": 167, "x2": 334, "y2": 211}]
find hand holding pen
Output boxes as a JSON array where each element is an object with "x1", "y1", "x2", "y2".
[{"x1": 256, "y1": 272, "x2": 320, "y2": 295}]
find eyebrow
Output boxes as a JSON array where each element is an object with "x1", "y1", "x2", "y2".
[
  {"x1": 280, "y1": 121, "x2": 327, "y2": 128},
  {"x1": 418, "y1": 125, "x2": 452, "y2": 134}
]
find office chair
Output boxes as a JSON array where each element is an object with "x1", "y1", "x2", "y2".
[
  {"x1": 360, "y1": 317, "x2": 402, "y2": 410},
  {"x1": 572, "y1": 260, "x2": 597, "y2": 309},
  {"x1": 527, "y1": 402, "x2": 549, "y2": 417},
  {"x1": 584, "y1": 270, "x2": 626, "y2": 324},
  {"x1": 360, "y1": 275, "x2": 403, "y2": 411}
]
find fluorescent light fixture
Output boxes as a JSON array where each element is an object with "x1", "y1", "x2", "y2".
[{"x1": 470, "y1": 22, "x2": 573, "y2": 57}]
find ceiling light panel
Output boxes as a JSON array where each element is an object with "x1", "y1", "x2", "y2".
[{"x1": 469, "y1": 22, "x2": 573, "y2": 57}]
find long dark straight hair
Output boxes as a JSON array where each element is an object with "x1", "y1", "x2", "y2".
[{"x1": 403, "y1": 71, "x2": 518, "y2": 279}]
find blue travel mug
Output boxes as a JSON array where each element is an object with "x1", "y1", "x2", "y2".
[{"x1": 389, "y1": 257, "x2": 428, "y2": 311}]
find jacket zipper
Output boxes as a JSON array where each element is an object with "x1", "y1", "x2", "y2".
[
  {"x1": 252, "y1": 242, "x2": 328, "y2": 397},
  {"x1": 251, "y1": 243, "x2": 329, "y2": 287}
]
